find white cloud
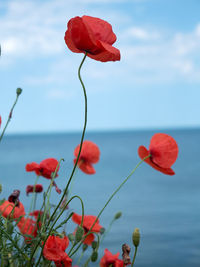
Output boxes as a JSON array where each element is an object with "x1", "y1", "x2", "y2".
[{"x1": 123, "y1": 26, "x2": 160, "y2": 40}]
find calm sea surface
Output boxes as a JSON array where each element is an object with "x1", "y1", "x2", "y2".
[{"x1": 0, "y1": 129, "x2": 200, "y2": 266}]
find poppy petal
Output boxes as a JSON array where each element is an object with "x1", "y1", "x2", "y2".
[
  {"x1": 149, "y1": 133, "x2": 178, "y2": 168},
  {"x1": 26, "y1": 162, "x2": 40, "y2": 172},
  {"x1": 88, "y1": 40, "x2": 120, "y2": 62},
  {"x1": 82, "y1": 15, "x2": 117, "y2": 45},
  {"x1": 79, "y1": 161, "x2": 96, "y2": 174},
  {"x1": 65, "y1": 17, "x2": 99, "y2": 54},
  {"x1": 83, "y1": 233, "x2": 95, "y2": 245},
  {"x1": 138, "y1": 146, "x2": 175, "y2": 175}
]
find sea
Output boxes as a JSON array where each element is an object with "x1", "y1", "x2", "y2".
[{"x1": 0, "y1": 129, "x2": 200, "y2": 267}]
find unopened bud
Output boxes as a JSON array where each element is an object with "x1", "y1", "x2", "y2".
[
  {"x1": 7, "y1": 222, "x2": 14, "y2": 234},
  {"x1": 114, "y1": 211, "x2": 122, "y2": 220},
  {"x1": 16, "y1": 88, "x2": 22, "y2": 96},
  {"x1": 82, "y1": 244, "x2": 88, "y2": 251},
  {"x1": 75, "y1": 225, "x2": 84, "y2": 243},
  {"x1": 100, "y1": 227, "x2": 105, "y2": 235},
  {"x1": 0, "y1": 184, "x2": 2, "y2": 193},
  {"x1": 92, "y1": 241, "x2": 97, "y2": 250},
  {"x1": 91, "y1": 251, "x2": 98, "y2": 262},
  {"x1": 132, "y1": 228, "x2": 140, "y2": 247},
  {"x1": 68, "y1": 233, "x2": 75, "y2": 242}
]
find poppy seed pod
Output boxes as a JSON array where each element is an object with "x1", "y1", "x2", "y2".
[
  {"x1": 91, "y1": 251, "x2": 98, "y2": 262},
  {"x1": 92, "y1": 241, "x2": 98, "y2": 250},
  {"x1": 114, "y1": 211, "x2": 122, "y2": 220},
  {"x1": 16, "y1": 88, "x2": 22, "y2": 96},
  {"x1": 132, "y1": 228, "x2": 140, "y2": 248},
  {"x1": 82, "y1": 244, "x2": 88, "y2": 251}
]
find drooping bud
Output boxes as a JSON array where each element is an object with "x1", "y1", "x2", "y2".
[
  {"x1": 114, "y1": 211, "x2": 122, "y2": 220},
  {"x1": 92, "y1": 241, "x2": 98, "y2": 250},
  {"x1": 100, "y1": 227, "x2": 105, "y2": 235},
  {"x1": 132, "y1": 228, "x2": 140, "y2": 247},
  {"x1": 7, "y1": 222, "x2": 14, "y2": 234},
  {"x1": 68, "y1": 233, "x2": 75, "y2": 242},
  {"x1": 82, "y1": 244, "x2": 88, "y2": 252},
  {"x1": 91, "y1": 251, "x2": 98, "y2": 262},
  {"x1": 8, "y1": 190, "x2": 20, "y2": 207},
  {"x1": 16, "y1": 88, "x2": 22, "y2": 96},
  {"x1": 75, "y1": 225, "x2": 84, "y2": 243}
]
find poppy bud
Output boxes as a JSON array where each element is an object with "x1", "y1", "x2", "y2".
[
  {"x1": 68, "y1": 233, "x2": 75, "y2": 242},
  {"x1": 114, "y1": 211, "x2": 122, "y2": 220},
  {"x1": 82, "y1": 244, "x2": 88, "y2": 251},
  {"x1": 132, "y1": 228, "x2": 140, "y2": 247},
  {"x1": 16, "y1": 88, "x2": 22, "y2": 96},
  {"x1": 40, "y1": 233, "x2": 47, "y2": 240},
  {"x1": 75, "y1": 226, "x2": 84, "y2": 243},
  {"x1": 92, "y1": 241, "x2": 97, "y2": 250},
  {"x1": 7, "y1": 222, "x2": 14, "y2": 234},
  {"x1": 100, "y1": 227, "x2": 105, "y2": 235},
  {"x1": 91, "y1": 251, "x2": 98, "y2": 262},
  {"x1": 0, "y1": 184, "x2": 2, "y2": 193}
]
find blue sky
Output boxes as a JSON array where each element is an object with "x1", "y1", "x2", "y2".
[{"x1": 0, "y1": 0, "x2": 200, "y2": 133}]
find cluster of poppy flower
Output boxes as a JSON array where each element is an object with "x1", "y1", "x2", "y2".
[
  {"x1": 0, "y1": 132, "x2": 178, "y2": 265},
  {"x1": 0, "y1": 15, "x2": 179, "y2": 266}
]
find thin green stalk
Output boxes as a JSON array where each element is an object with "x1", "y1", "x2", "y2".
[
  {"x1": 100, "y1": 218, "x2": 115, "y2": 243},
  {"x1": 46, "y1": 53, "x2": 88, "y2": 228},
  {"x1": 28, "y1": 175, "x2": 39, "y2": 217},
  {"x1": 0, "y1": 227, "x2": 30, "y2": 261},
  {"x1": 29, "y1": 53, "x2": 88, "y2": 266},
  {"x1": 35, "y1": 195, "x2": 84, "y2": 266},
  {"x1": 69, "y1": 155, "x2": 150, "y2": 257},
  {"x1": 131, "y1": 247, "x2": 138, "y2": 267},
  {"x1": 0, "y1": 90, "x2": 22, "y2": 142},
  {"x1": 76, "y1": 250, "x2": 84, "y2": 266},
  {"x1": 41, "y1": 159, "x2": 64, "y2": 232}
]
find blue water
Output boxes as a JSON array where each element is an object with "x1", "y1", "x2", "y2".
[{"x1": 0, "y1": 129, "x2": 200, "y2": 266}]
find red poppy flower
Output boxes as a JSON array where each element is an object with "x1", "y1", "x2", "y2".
[
  {"x1": 65, "y1": 15, "x2": 120, "y2": 62},
  {"x1": 138, "y1": 133, "x2": 178, "y2": 175},
  {"x1": 72, "y1": 213, "x2": 102, "y2": 245},
  {"x1": 17, "y1": 217, "x2": 39, "y2": 242},
  {"x1": 26, "y1": 184, "x2": 43, "y2": 196},
  {"x1": 74, "y1": 141, "x2": 100, "y2": 174},
  {"x1": 0, "y1": 200, "x2": 25, "y2": 219},
  {"x1": 26, "y1": 158, "x2": 59, "y2": 179},
  {"x1": 100, "y1": 249, "x2": 125, "y2": 267},
  {"x1": 43, "y1": 235, "x2": 72, "y2": 267}
]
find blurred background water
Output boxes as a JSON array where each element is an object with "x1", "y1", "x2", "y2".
[{"x1": 0, "y1": 129, "x2": 200, "y2": 266}]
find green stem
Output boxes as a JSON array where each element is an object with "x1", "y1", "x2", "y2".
[
  {"x1": 76, "y1": 250, "x2": 84, "y2": 266},
  {"x1": 0, "y1": 226, "x2": 30, "y2": 261},
  {"x1": 28, "y1": 175, "x2": 39, "y2": 217},
  {"x1": 41, "y1": 158, "x2": 64, "y2": 232},
  {"x1": 69, "y1": 155, "x2": 150, "y2": 257},
  {"x1": 29, "y1": 53, "x2": 88, "y2": 266},
  {"x1": 131, "y1": 246, "x2": 138, "y2": 267},
  {"x1": 34, "y1": 195, "x2": 84, "y2": 266},
  {"x1": 0, "y1": 92, "x2": 20, "y2": 142},
  {"x1": 100, "y1": 218, "x2": 114, "y2": 243}
]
